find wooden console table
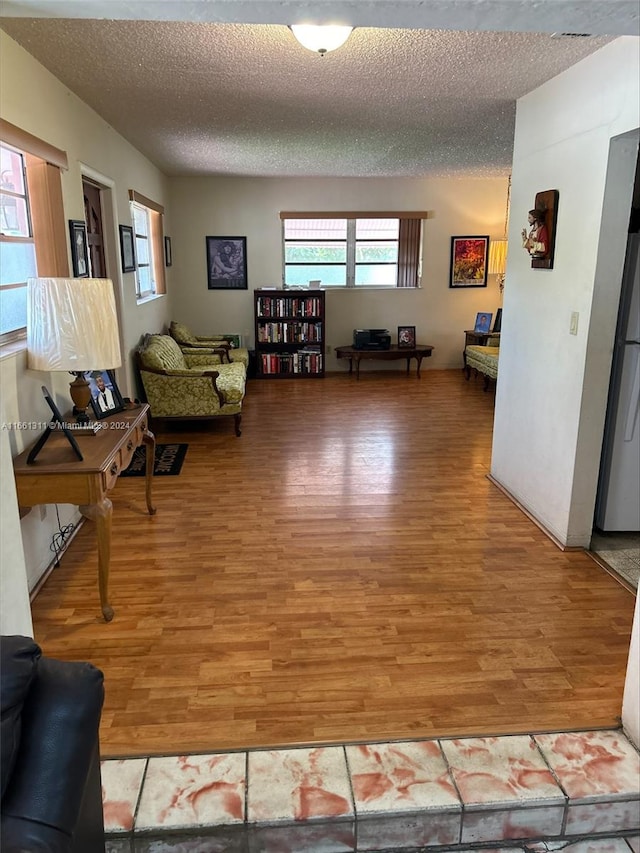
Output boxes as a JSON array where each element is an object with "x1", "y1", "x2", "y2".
[
  {"x1": 13, "y1": 404, "x2": 156, "y2": 622},
  {"x1": 336, "y1": 344, "x2": 434, "y2": 379}
]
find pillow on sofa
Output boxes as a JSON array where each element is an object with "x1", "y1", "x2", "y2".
[{"x1": 0, "y1": 636, "x2": 41, "y2": 799}]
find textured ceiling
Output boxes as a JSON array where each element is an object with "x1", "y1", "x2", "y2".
[{"x1": 0, "y1": 8, "x2": 628, "y2": 178}]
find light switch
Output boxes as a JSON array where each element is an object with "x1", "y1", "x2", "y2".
[{"x1": 570, "y1": 312, "x2": 579, "y2": 335}]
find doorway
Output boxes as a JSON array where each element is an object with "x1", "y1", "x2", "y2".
[
  {"x1": 591, "y1": 146, "x2": 640, "y2": 592},
  {"x1": 83, "y1": 179, "x2": 106, "y2": 277}
]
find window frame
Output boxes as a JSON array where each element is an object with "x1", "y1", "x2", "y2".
[
  {"x1": 281, "y1": 211, "x2": 426, "y2": 290},
  {"x1": 0, "y1": 123, "x2": 68, "y2": 345},
  {"x1": 0, "y1": 144, "x2": 34, "y2": 342},
  {"x1": 128, "y1": 190, "x2": 166, "y2": 302},
  {"x1": 131, "y1": 200, "x2": 154, "y2": 299}
]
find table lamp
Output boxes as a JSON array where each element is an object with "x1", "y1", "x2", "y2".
[
  {"x1": 27, "y1": 277, "x2": 122, "y2": 423},
  {"x1": 488, "y1": 239, "x2": 508, "y2": 293}
]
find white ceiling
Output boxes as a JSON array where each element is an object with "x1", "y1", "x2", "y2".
[{"x1": 1, "y1": 1, "x2": 637, "y2": 178}]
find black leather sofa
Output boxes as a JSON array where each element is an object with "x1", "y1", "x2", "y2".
[{"x1": 1, "y1": 635, "x2": 105, "y2": 853}]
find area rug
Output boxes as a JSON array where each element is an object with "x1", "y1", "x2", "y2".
[{"x1": 120, "y1": 443, "x2": 188, "y2": 477}]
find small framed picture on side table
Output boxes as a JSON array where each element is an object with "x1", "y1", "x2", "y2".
[
  {"x1": 398, "y1": 326, "x2": 416, "y2": 348},
  {"x1": 85, "y1": 370, "x2": 125, "y2": 419},
  {"x1": 474, "y1": 312, "x2": 493, "y2": 334}
]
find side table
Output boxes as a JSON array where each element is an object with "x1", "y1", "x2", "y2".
[
  {"x1": 336, "y1": 344, "x2": 434, "y2": 379},
  {"x1": 12, "y1": 404, "x2": 156, "y2": 622}
]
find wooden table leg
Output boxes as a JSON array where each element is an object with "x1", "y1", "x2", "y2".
[
  {"x1": 80, "y1": 497, "x2": 114, "y2": 622},
  {"x1": 142, "y1": 428, "x2": 157, "y2": 515},
  {"x1": 355, "y1": 356, "x2": 361, "y2": 380},
  {"x1": 406, "y1": 357, "x2": 411, "y2": 374},
  {"x1": 416, "y1": 355, "x2": 424, "y2": 377},
  {"x1": 348, "y1": 357, "x2": 353, "y2": 375}
]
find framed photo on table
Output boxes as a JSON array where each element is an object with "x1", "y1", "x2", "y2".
[
  {"x1": 69, "y1": 220, "x2": 89, "y2": 278},
  {"x1": 206, "y1": 237, "x2": 248, "y2": 290},
  {"x1": 398, "y1": 326, "x2": 416, "y2": 348},
  {"x1": 85, "y1": 370, "x2": 125, "y2": 419},
  {"x1": 449, "y1": 236, "x2": 489, "y2": 288},
  {"x1": 474, "y1": 312, "x2": 493, "y2": 334}
]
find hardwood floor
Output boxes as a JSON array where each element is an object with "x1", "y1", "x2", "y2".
[{"x1": 30, "y1": 370, "x2": 636, "y2": 757}]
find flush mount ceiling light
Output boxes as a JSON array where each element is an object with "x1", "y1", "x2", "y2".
[{"x1": 290, "y1": 24, "x2": 353, "y2": 56}]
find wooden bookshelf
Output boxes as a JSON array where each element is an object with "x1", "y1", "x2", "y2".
[{"x1": 254, "y1": 289, "x2": 325, "y2": 378}]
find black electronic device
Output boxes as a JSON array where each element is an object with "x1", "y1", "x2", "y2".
[
  {"x1": 353, "y1": 329, "x2": 392, "y2": 350},
  {"x1": 27, "y1": 386, "x2": 84, "y2": 464}
]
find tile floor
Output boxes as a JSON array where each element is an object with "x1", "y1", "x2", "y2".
[
  {"x1": 590, "y1": 532, "x2": 640, "y2": 591},
  {"x1": 102, "y1": 728, "x2": 640, "y2": 852}
]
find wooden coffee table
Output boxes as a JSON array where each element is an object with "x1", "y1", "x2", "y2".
[{"x1": 336, "y1": 344, "x2": 434, "y2": 379}]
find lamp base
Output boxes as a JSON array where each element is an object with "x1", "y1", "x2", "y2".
[
  {"x1": 69, "y1": 373, "x2": 92, "y2": 424},
  {"x1": 72, "y1": 406, "x2": 91, "y2": 424}
]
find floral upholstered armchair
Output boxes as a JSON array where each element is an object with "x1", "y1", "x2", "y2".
[
  {"x1": 136, "y1": 334, "x2": 246, "y2": 435},
  {"x1": 169, "y1": 321, "x2": 249, "y2": 369}
]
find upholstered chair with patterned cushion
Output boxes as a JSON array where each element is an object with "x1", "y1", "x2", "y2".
[
  {"x1": 464, "y1": 344, "x2": 499, "y2": 391},
  {"x1": 169, "y1": 321, "x2": 250, "y2": 369},
  {"x1": 136, "y1": 334, "x2": 246, "y2": 435}
]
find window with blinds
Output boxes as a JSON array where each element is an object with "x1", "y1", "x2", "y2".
[
  {"x1": 282, "y1": 215, "x2": 422, "y2": 288},
  {"x1": 0, "y1": 144, "x2": 36, "y2": 339},
  {"x1": 128, "y1": 190, "x2": 166, "y2": 301}
]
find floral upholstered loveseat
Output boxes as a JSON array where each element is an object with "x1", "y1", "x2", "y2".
[
  {"x1": 169, "y1": 321, "x2": 250, "y2": 369},
  {"x1": 136, "y1": 334, "x2": 246, "y2": 435},
  {"x1": 464, "y1": 341, "x2": 499, "y2": 391}
]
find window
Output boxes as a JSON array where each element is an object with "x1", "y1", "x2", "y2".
[
  {"x1": 0, "y1": 144, "x2": 36, "y2": 339},
  {"x1": 132, "y1": 202, "x2": 153, "y2": 298},
  {"x1": 0, "y1": 121, "x2": 68, "y2": 344},
  {"x1": 128, "y1": 190, "x2": 165, "y2": 301},
  {"x1": 355, "y1": 219, "x2": 399, "y2": 286},
  {"x1": 282, "y1": 214, "x2": 423, "y2": 288}
]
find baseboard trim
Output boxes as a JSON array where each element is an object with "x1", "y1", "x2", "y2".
[{"x1": 486, "y1": 474, "x2": 583, "y2": 553}]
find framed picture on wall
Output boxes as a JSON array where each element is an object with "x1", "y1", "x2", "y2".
[
  {"x1": 69, "y1": 220, "x2": 89, "y2": 278},
  {"x1": 206, "y1": 236, "x2": 248, "y2": 290},
  {"x1": 119, "y1": 225, "x2": 136, "y2": 273},
  {"x1": 449, "y1": 236, "x2": 489, "y2": 288}
]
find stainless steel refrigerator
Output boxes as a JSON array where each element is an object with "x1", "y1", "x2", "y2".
[{"x1": 595, "y1": 232, "x2": 640, "y2": 531}]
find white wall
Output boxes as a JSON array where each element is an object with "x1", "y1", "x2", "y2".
[
  {"x1": 168, "y1": 175, "x2": 508, "y2": 369},
  {"x1": 0, "y1": 31, "x2": 174, "y2": 605},
  {"x1": 622, "y1": 595, "x2": 639, "y2": 748},
  {"x1": 0, "y1": 417, "x2": 33, "y2": 637},
  {"x1": 492, "y1": 37, "x2": 640, "y2": 747},
  {"x1": 491, "y1": 37, "x2": 640, "y2": 547},
  {"x1": 0, "y1": 31, "x2": 174, "y2": 387}
]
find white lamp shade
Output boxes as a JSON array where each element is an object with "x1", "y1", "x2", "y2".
[
  {"x1": 27, "y1": 277, "x2": 122, "y2": 372},
  {"x1": 290, "y1": 25, "x2": 353, "y2": 54},
  {"x1": 488, "y1": 240, "x2": 508, "y2": 275}
]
